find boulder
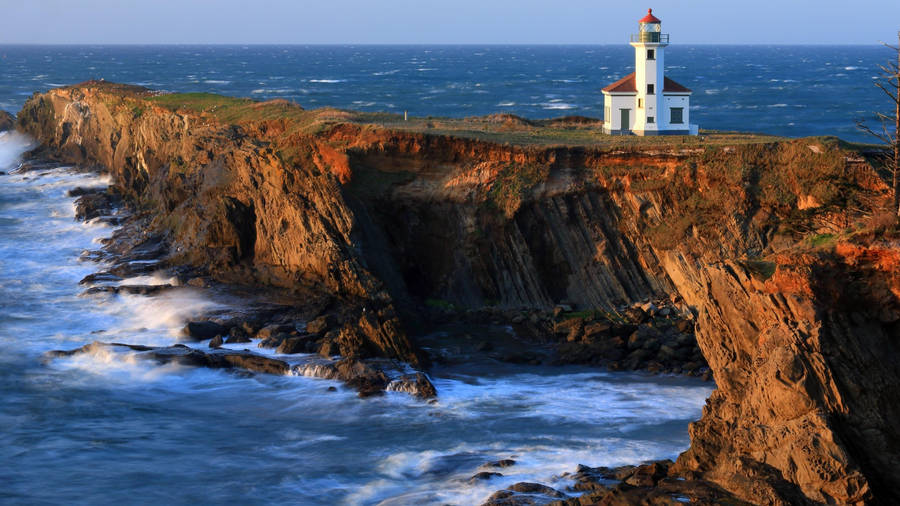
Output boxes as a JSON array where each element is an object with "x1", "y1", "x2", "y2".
[
  {"x1": 468, "y1": 472, "x2": 503, "y2": 484},
  {"x1": 485, "y1": 459, "x2": 517, "y2": 468},
  {"x1": 482, "y1": 482, "x2": 567, "y2": 505},
  {"x1": 0, "y1": 110, "x2": 14, "y2": 132},
  {"x1": 318, "y1": 338, "x2": 340, "y2": 358},
  {"x1": 225, "y1": 326, "x2": 251, "y2": 344},
  {"x1": 182, "y1": 321, "x2": 228, "y2": 341},
  {"x1": 386, "y1": 372, "x2": 437, "y2": 399},
  {"x1": 306, "y1": 314, "x2": 336, "y2": 335},
  {"x1": 208, "y1": 335, "x2": 223, "y2": 349},
  {"x1": 257, "y1": 335, "x2": 286, "y2": 349},
  {"x1": 256, "y1": 323, "x2": 295, "y2": 339},
  {"x1": 276, "y1": 335, "x2": 316, "y2": 354}
]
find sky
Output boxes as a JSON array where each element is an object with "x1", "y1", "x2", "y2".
[{"x1": 0, "y1": 0, "x2": 898, "y2": 45}]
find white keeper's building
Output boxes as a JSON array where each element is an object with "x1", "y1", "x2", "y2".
[{"x1": 602, "y1": 9, "x2": 699, "y2": 136}]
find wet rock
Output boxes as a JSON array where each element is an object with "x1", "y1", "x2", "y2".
[
  {"x1": 475, "y1": 341, "x2": 494, "y2": 352},
  {"x1": 318, "y1": 337, "x2": 340, "y2": 358},
  {"x1": 0, "y1": 110, "x2": 13, "y2": 131},
  {"x1": 44, "y1": 341, "x2": 288, "y2": 376},
  {"x1": 79, "y1": 271, "x2": 124, "y2": 285},
  {"x1": 276, "y1": 335, "x2": 316, "y2": 354},
  {"x1": 485, "y1": 459, "x2": 517, "y2": 468},
  {"x1": 208, "y1": 335, "x2": 224, "y2": 349},
  {"x1": 498, "y1": 351, "x2": 543, "y2": 365},
  {"x1": 182, "y1": 321, "x2": 228, "y2": 341},
  {"x1": 257, "y1": 335, "x2": 286, "y2": 349},
  {"x1": 386, "y1": 372, "x2": 438, "y2": 399},
  {"x1": 469, "y1": 472, "x2": 503, "y2": 484},
  {"x1": 225, "y1": 326, "x2": 251, "y2": 344},
  {"x1": 335, "y1": 359, "x2": 389, "y2": 397},
  {"x1": 74, "y1": 190, "x2": 119, "y2": 221},
  {"x1": 256, "y1": 323, "x2": 295, "y2": 340},
  {"x1": 623, "y1": 461, "x2": 670, "y2": 487},
  {"x1": 482, "y1": 482, "x2": 568, "y2": 505}
]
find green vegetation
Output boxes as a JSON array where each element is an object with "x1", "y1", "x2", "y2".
[
  {"x1": 809, "y1": 233, "x2": 836, "y2": 248},
  {"x1": 488, "y1": 162, "x2": 550, "y2": 217},
  {"x1": 425, "y1": 298, "x2": 457, "y2": 311},
  {"x1": 741, "y1": 259, "x2": 777, "y2": 281}
]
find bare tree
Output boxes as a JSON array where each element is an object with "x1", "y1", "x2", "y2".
[{"x1": 857, "y1": 31, "x2": 900, "y2": 217}]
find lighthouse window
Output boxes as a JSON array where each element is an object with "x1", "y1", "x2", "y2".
[
  {"x1": 648, "y1": 116, "x2": 655, "y2": 124},
  {"x1": 647, "y1": 49, "x2": 655, "y2": 60},
  {"x1": 638, "y1": 98, "x2": 643, "y2": 108},
  {"x1": 647, "y1": 84, "x2": 655, "y2": 95},
  {"x1": 671, "y1": 107, "x2": 684, "y2": 124}
]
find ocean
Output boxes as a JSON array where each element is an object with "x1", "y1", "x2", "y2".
[
  {"x1": 0, "y1": 45, "x2": 883, "y2": 505},
  {"x1": 0, "y1": 45, "x2": 894, "y2": 143}
]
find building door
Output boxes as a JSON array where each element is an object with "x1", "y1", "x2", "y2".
[{"x1": 620, "y1": 109, "x2": 630, "y2": 132}]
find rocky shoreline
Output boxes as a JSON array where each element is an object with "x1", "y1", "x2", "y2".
[{"x1": 13, "y1": 82, "x2": 900, "y2": 504}]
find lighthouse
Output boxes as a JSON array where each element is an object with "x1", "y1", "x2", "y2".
[{"x1": 602, "y1": 9, "x2": 698, "y2": 136}]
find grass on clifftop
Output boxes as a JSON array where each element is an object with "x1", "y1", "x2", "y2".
[{"x1": 139, "y1": 88, "x2": 784, "y2": 148}]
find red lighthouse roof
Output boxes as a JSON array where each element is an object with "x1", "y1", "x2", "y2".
[{"x1": 639, "y1": 8, "x2": 661, "y2": 23}]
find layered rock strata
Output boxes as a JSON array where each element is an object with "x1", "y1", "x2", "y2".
[{"x1": 17, "y1": 82, "x2": 900, "y2": 505}]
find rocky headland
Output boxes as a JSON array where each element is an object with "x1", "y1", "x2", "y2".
[{"x1": 13, "y1": 81, "x2": 900, "y2": 505}]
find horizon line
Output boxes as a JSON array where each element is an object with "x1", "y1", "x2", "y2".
[{"x1": 0, "y1": 42, "x2": 888, "y2": 47}]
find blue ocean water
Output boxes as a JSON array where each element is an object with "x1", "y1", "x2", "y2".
[{"x1": 0, "y1": 45, "x2": 894, "y2": 142}]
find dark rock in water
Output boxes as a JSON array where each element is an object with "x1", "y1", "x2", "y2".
[
  {"x1": 276, "y1": 335, "x2": 316, "y2": 354},
  {"x1": 42, "y1": 341, "x2": 289, "y2": 376},
  {"x1": 485, "y1": 459, "x2": 517, "y2": 469},
  {"x1": 257, "y1": 335, "x2": 286, "y2": 349},
  {"x1": 209, "y1": 335, "x2": 224, "y2": 349},
  {"x1": 336, "y1": 359, "x2": 389, "y2": 397},
  {"x1": 79, "y1": 271, "x2": 124, "y2": 285},
  {"x1": 67, "y1": 186, "x2": 104, "y2": 198},
  {"x1": 83, "y1": 284, "x2": 174, "y2": 296},
  {"x1": 622, "y1": 460, "x2": 669, "y2": 487},
  {"x1": 225, "y1": 327, "x2": 252, "y2": 344},
  {"x1": 74, "y1": 190, "x2": 120, "y2": 221},
  {"x1": 468, "y1": 472, "x2": 503, "y2": 484},
  {"x1": 327, "y1": 386, "x2": 337, "y2": 392},
  {"x1": 482, "y1": 482, "x2": 567, "y2": 505},
  {"x1": 318, "y1": 337, "x2": 340, "y2": 358},
  {"x1": 221, "y1": 353, "x2": 289, "y2": 375},
  {"x1": 498, "y1": 351, "x2": 542, "y2": 365},
  {"x1": 0, "y1": 110, "x2": 13, "y2": 132},
  {"x1": 182, "y1": 321, "x2": 228, "y2": 341},
  {"x1": 386, "y1": 372, "x2": 438, "y2": 399},
  {"x1": 256, "y1": 323, "x2": 295, "y2": 339}
]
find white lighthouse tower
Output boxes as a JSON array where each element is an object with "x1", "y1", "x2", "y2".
[{"x1": 602, "y1": 9, "x2": 698, "y2": 136}]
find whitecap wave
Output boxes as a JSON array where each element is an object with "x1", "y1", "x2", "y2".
[{"x1": 0, "y1": 131, "x2": 36, "y2": 172}]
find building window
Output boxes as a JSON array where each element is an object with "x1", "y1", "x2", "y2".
[
  {"x1": 670, "y1": 107, "x2": 684, "y2": 124},
  {"x1": 647, "y1": 84, "x2": 655, "y2": 95},
  {"x1": 648, "y1": 116, "x2": 655, "y2": 124},
  {"x1": 647, "y1": 49, "x2": 655, "y2": 60},
  {"x1": 638, "y1": 98, "x2": 643, "y2": 108}
]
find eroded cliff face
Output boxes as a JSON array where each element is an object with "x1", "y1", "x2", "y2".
[
  {"x1": 16, "y1": 83, "x2": 421, "y2": 366},
  {"x1": 17, "y1": 82, "x2": 900, "y2": 505}
]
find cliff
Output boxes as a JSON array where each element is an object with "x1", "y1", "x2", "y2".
[
  {"x1": 16, "y1": 81, "x2": 900, "y2": 505},
  {"x1": 0, "y1": 110, "x2": 14, "y2": 132}
]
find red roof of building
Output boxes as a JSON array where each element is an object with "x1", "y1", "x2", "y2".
[
  {"x1": 602, "y1": 73, "x2": 693, "y2": 94},
  {"x1": 663, "y1": 77, "x2": 692, "y2": 93},
  {"x1": 602, "y1": 73, "x2": 636, "y2": 93},
  {"x1": 639, "y1": 8, "x2": 661, "y2": 23}
]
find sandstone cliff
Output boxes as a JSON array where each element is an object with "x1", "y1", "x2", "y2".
[
  {"x1": 17, "y1": 82, "x2": 900, "y2": 505},
  {"x1": 0, "y1": 110, "x2": 14, "y2": 132}
]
